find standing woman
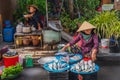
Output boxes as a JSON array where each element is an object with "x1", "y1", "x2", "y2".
[
  {"x1": 24, "y1": 5, "x2": 43, "y2": 30},
  {"x1": 61, "y1": 21, "x2": 99, "y2": 80}
]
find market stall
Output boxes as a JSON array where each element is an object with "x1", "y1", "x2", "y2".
[{"x1": 0, "y1": 0, "x2": 102, "y2": 80}]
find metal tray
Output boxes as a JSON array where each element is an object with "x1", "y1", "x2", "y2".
[{"x1": 37, "y1": 56, "x2": 57, "y2": 65}]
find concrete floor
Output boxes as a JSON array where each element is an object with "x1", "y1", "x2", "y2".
[
  {"x1": 14, "y1": 61, "x2": 120, "y2": 80},
  {"x1": 0, "y1": 41, "x2": 14, "y2": 48},
  {"x1": 1, "y1": 42, "x2": 120, "y2": 80},
  {"x1": 97, "y1": 60, "x2": 120, "y2": 80}
]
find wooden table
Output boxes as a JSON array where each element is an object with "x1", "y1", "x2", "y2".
[{"x1": 14, "y1": 31, "x2": 43, "y2": 48}]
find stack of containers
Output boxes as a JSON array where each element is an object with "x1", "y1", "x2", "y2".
[{"x1": 3, "y1": 20, "x2": 15, "y2": 42}]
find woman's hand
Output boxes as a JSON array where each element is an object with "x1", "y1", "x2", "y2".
[
  {"x1": 91, "y1": 52, "x2": 96, "y2": 61},
  {"x1": 24, "y1": 14, "x2": 33, "y2": 18},
  {"x1": 91, "y1": 49, "x2": 97, "y2": 61},
  {"x1": 60, "y1": 43, "x2": 70, "y2": 52},
  {"x1": 60, "y1": 47, "x2": 66, "y2": 52}
]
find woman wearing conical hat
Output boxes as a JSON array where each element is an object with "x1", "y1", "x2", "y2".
[
  {"x1": 24, "y1": 5, "x2": 43, "y2": 30},
  {"x1": 61, "y1": 21, "x2": 98, "y2": 61},
  {"x1": 61, "y1": 21, "x2": 98, "y2": 80}
]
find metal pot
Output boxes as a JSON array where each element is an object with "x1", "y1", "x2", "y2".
[
  {"x1": 15, "y1": 37, "x2": 22, "y2": 46},
  {"x1": 23, "y1": 36, "x2": 31, "y2": 46},
  {"x1": 31, "y1": 26, "x2": 36, "y2": 31},
  {"x1": 37, "y1": 56, "x2": 56, "y2": 66},
  {"x1": 22, "y1": 26, "x2": 31, "y2": 33},
  {"x1": 31, "y1": 36, "x2": 40, "y2": 46},
  {"x1": 16, "y1": 24, "x2": 23, "y2": 33}
]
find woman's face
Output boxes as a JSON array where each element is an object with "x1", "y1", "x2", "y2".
[
  {"x1": 29, "y1": 7, "x2": 36, "y2": 13},
  {"x1": 83, "y1": 29, "x2": 92, "y2": 34}
]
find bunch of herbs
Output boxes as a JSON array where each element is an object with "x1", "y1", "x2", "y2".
[{"x1": 1, "y1": 63, "x2": 23, "y2": 79}]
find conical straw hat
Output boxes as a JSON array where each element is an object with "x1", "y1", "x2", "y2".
[
  {"x1": 77, "y1": 21, "x2": 96, "y2": 32},
  {"x1": 27, "y1": 5, "x2": 39, "y2": 11}
]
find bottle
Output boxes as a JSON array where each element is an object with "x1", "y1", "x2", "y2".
[
  {"x1": 25, "y1": 55, "x2": 33, "y2": 67},
  {"x1": 19, "y1": 55, "x2": 23, "y2": 65}
]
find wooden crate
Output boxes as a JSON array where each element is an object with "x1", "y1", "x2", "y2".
[{"x1": 114, "y1": 0, "x2": 120, "y2": 10}]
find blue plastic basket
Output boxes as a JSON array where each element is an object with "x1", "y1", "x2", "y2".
[
  {"x1": 70, "y1": 64, "x2": 100, "y2": 74},
  {"x1": 43, "y1": 61, "x2": 70, "y2": 72}
]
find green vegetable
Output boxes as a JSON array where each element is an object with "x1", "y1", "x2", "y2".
[
  {"x1": 1, "y1": 63, "x2": 23, "y2": 79},
  {"x1": 1, "y1": 72, "x2": 7, "y2": 79}
]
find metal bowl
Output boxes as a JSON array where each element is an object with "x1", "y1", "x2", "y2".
[{"x1": 37, "y1": 56, "x2": 57, "y2": 65}]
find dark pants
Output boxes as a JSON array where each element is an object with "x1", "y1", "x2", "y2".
[
  {"x1": 81, "y1": 72, "x2": 97, "y2": 80},
  {"x1": 69, "y1": 72, "x2": 97, "y2": 80},
  {"x1": 69, "y1": 72, "x2": 78, "y2": 80}
]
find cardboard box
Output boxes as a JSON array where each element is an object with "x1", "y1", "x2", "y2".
[
  {"x1": 102, "y1": 4, "x2": 114, "y2": 11},
  {"x1": 114, "y1": 0, "x2": 120, "y2": 10},
  {"x1": 101, "y1": 0, "x2": 111, "y2": 4}
]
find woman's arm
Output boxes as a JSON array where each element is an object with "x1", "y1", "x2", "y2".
[
  {"x1": 61, "y1": 43, "x2": 70, "y2": 52},
  {"x1": 91, "y1": 49, "x2": 97, "y2": 61},
  {"x1": 61, "y1": 34, "x2": 81, "y2": 52},
  {"x1": 24, "y1": 14, "x2": 33, "y2": 19},
  {"x1": 69, "y1": 34, "x2": 81, "y2": 46},
  {"x1": 92, "y1": 34, "x2": 99, "y2": 50},
  {"x1": 91, "y1": 34, "x2": 99, "y2": 61}
]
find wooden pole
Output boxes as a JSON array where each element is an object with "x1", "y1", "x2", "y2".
[
  {"x1": 68, "y1": 0, "x2": 74, "y2": 19},
  {"x1": 46, "y1": 0, "x2": 48, "y2": 28}
]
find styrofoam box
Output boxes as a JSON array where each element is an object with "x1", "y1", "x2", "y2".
[{"x1": 102, "y1": 4, "x2": 114, "y2": 11}]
